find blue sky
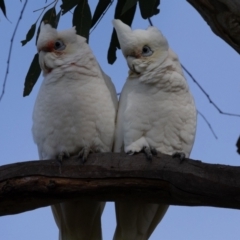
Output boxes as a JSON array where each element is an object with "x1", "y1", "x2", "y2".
[{"x1": 0, "y1": 1, "x2": 239, "y2": 239}]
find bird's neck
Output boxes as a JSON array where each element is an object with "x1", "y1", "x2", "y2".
[{"x1": 130, "y1": 51, "x2": 189, "y2": 92}]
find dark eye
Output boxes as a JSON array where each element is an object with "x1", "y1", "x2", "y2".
[
  {"x1": 54, "y1": 40, "x2": 65, "y2": 50},
  {"x1": 142, "y1": 45, "x2": 153, "y2": 57}
]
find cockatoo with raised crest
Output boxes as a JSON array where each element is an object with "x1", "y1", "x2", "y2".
[
  {"x1": 112, "y1": 19, "x2": 196, "y2": 240},
  {"x1": 32, "y1": 22, "x2": 118, "y2": 240}
]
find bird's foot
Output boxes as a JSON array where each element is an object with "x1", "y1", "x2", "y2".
[
  {"x1": 127, "y1": 146, "x2": 157, "y2": 161},
  {"x1": 56, "y1": 151, "x2": 70, "y2": 165},
  {"x1": 78, "y1": 147, "x2": 91, "y2": 164},
  {"x1": 172, "y1": 152, "x2": 186, "y2": 163},
  {"x1": 151, "y1": 147, "x2": 158, "y2": 156},
  {"x1": 142, "y1": 146, "x2": 157, "y2": 161},
  {"x1": 127, "y1": 150, "x2": 135, "y2": 156}
]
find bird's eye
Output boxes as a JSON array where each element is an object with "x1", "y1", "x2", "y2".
[
  {"x1": 54, "y1": 40, "x2": 65, "y2": 51},
  {"x1": 142, "y1": 45, "x2": 153, "y2": 57}
]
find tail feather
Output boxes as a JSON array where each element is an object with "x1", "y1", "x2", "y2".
[
  {"x1": 52, "y1": 201, "x2": 105, "y2": 240},
  {"x1": 113, "y1": 201, "x2": 168, "y2": 240}
]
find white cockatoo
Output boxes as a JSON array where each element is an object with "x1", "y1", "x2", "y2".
[
  {"x1": 32, "y1": 23, "x2": 118, "y2": 240},
  {"x1": 112, "y1": 19, "x2": 197, "y2": 240}
]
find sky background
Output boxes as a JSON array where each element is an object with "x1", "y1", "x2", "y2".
[{"x1": 0, "y1": 0, "x2": 239, "y2": 239}]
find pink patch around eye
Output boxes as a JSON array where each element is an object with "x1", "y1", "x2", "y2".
[{"x1": 42, "y1": 41, "x2": 54, "y2": 52}]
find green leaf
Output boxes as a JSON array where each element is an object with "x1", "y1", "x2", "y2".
[
  {"x1": 138, "y1": 0, "x2": 160, "y2": 19},
  {"x1": 107, "y1": 30, "x2": 119, "y2": 65},
  {"x1": 0, "y1": 0, "x2": 7, "y2": 18},
  {"x1": 91, "y1": 0, "x2": 112, "y2": 28},
  {"x1": 24, "y1": 8, "x2": 61, "y2": 96},
  {"x1": 35, "y1": 7, "x2": 57, "y2": 45},
  {"x1": 107, "y1": 0, "x2": 137, "y2": 64},
  {"x1": 121, "y1": 0, "x2": 137, "y2": 15},
  {"x1": 23, "y1": 53, "x2": 41, "y2": 97},
  {"x1": 73, "y1": 0, "x2": 92, "y2": 42},
  {"x1": 54, "y1": 10, "x2": 62, "y2": 28},
  {"x1": 21, "y1": 23, "x2": 36, "y2": 46},
  {"x1": 61, "y1": 0, "x2": 79, "y2": 15},
  {"x1": 41, "y1": 7, "x2": 57, "y2": 26}
]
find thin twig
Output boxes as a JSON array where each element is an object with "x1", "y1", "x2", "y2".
[
  {"x1": 33, "y1": 0, "x2": 57, "y2": 12},
  {"x1": 197, "y1": 110, "x2": 218, "y2": 139},
  {"x1": 0, "y1": 0, "x2": 28, "y2": 102},
  {"x1": 35, "y1": 7, "x2": 46, "y2": 23},
  {"x1": 148, "y1": 18, "x2": 153, "y2": 26},
  {"x1": 149, "y1": 17, "x2": 218, "y2": 139},
  {"x1": 181, "y1": 64, "x2": 240, "y2": 117},
  {"x1": 149, "y1": 17, "x2": 240, "y2": 117},
  {"x1": 90, "y1": 0, "x2": 114, "y2": 35},
  {"x1": 35, "y1": 0, "x2": 58, "y2": 23}
]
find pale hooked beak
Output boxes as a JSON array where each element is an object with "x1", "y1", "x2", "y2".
[
  {"x1": 126, "y1": 56, "x2": 140, "y2": 74},
  {"x1": 39, "y1": 51, "x2": 52, "y2": 74}
]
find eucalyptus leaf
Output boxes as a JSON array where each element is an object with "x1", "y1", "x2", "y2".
[
  {"x1": 61, "y1": 0, "x2": 79, "y2": 15},
  {"x1": 35, "y1": 7, "x2": 57, "y2": 45},
  {"x1": 54, "y1": 10, "x2": 62, "y2": 28},
  {"x1": 73, "y1": 0, "x2": 92, "y2": 42},
  {"x1": 23, "y1": 53, "x2": 41, "y2": 97},
  {"x1": 0, "y1": 0, "x2": 7, "y2": 18},
  {"x1": 21, "y1": 23, "x2": 36, "y2": 46},
  {"x1": 91, "y1": 0, "x2": 112, "y2": 28},
  {"x1": 121, "y1": 0, "x2": 137, "y2": 15},
  {"x1": 138, "y1": 0, "x2": 160, "y2": 19},
  {"x1": 107, "y1": 0, "x2": 137, "y2": 64}
]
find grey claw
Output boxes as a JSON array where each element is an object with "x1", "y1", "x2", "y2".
[
  {"x1": 127, "y1": 147, "x2": 156, "y2": 161},
  {"x1": 78, "y1": 147, "x2": 91, "y2": 164},
  {"x1": 127, "y1": 150, "x2": 134, "y2": 156},
  {"x1": 143, "y1": 147, "x2": 152, "y2": 161},
  {"x1": 172, "y1": 152, "x2": 186, "y2": 163},
  {"x1": 56, "y1": 159, "x2": 62, "y2": 167},
  {"x1": 57, "y1": 151, "x2": 70, "y2": 161},
  {"x1": 81, "y1": 155, "x2": 87, "y2": 164},
  {"x1": 151, "y1": 147, "x2": 157, "y2": 156},
  {"x1": 56, "y1": 151, "x2": 70, "y2": 171}
]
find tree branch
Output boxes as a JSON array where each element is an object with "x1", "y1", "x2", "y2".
[
  {"x1": 181, "y1": 64, "x2": 240, "y2": 117},
  {"x1": 187, "y1": 0, "x2": 240, "y2": 54},
  {"x1": 1, "y1": 153, "x2": 240, "y2": 216}
]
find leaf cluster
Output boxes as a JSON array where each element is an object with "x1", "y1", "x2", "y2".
[{"x1": 0, "y1": 0, "x2": 159, "y2": 96}]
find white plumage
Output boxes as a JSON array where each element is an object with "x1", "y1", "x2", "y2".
[
  {"x1": 32, "y1": 23, "x2": 118, "y2": 240},
  {"x1": 113, "y1": 19, "x2": 197, "y2": 240}
]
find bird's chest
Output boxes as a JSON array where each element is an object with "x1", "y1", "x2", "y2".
[
  {"x1": 123, "y1": 88, "x2": 191, "y2": 139},
  {"x1": 33, "y1": 75, "x2": 108, "y2": 140},
  {"x1": 124, "y1": 87, "x2": 170, "y2": 124}
]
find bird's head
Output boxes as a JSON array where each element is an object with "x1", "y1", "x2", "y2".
[
  {"x1": 112, "y1": 19, "x2": 169, "y2": 74},
  {"x1": 37, "y1": 22, "x2": 86, "y2": 75}
]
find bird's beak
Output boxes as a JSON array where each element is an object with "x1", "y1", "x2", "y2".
[
  {"x1": 39, "y1": 51, "x2": 52, "y2": 74},
  {"x1": 126, "y1": 56, "x2": 140, "y2": 74}
]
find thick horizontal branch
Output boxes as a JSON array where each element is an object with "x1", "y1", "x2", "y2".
[
  {"x1": 1, "y1": 152, "x2": 240, "y2": 216},
  {"x1": 187, "y1": 0, "x2": 240, "y2": 54}
]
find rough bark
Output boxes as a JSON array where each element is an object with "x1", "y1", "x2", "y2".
[
  {"x1": 187, "y1": 0, "x2": 240, "y2": 53},
  {"x1": 1, "y1": 152, "x2": 240, "y2": 216}
]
